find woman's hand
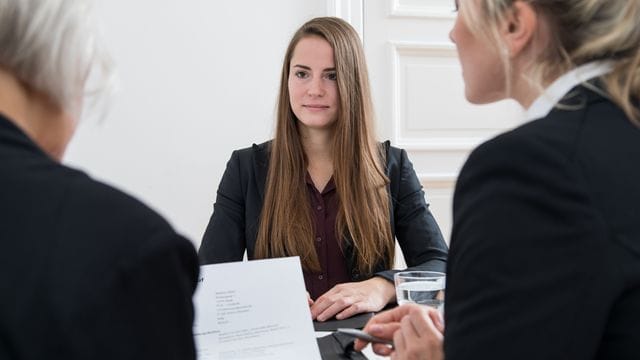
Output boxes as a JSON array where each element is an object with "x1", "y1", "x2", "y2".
[
  {"x1": 310, "y1": 277, "x2": 395, "y2": 321},
  {"x1": 354, "y1": 303, "x2": 444, "y2": 360},
  {"x1": 307, "y1": 291, "x2": 314, "y2": 306}
]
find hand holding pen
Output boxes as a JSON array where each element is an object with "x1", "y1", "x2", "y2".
[{"x1": 353, "y1": 303, "x2": 444, "y2": 359}]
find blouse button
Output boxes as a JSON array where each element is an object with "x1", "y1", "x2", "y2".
[
  {"x1": 316, "y1": 237, "x2": 322, "y2": 242},
  {"x1": 318, "y1": 275, "x2": 324, "y2": 280},
  {"x1": 316, "y1": 205, "x2": 323, "y2": 211}
]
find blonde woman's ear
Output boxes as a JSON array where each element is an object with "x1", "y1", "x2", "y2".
[{"x1": 501, "y1": 0, "x2": 539, "y2": 58}]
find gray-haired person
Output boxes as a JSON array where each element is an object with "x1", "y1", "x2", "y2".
[{"x1": 0, "y1": 1, "x2": 198, "y2": 359}]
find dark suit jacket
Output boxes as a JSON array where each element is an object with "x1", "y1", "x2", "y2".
[
  {"x1": 199, "y1": 141, "x2": 448, "y2": 282},
  {"x1": 445, "y1": 85, "x2": 640, "y2": 359},
  {"x1": 0, "y1": 114, "x2": 199, "y2": 360}
]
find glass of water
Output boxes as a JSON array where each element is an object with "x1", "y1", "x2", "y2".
[{"x1": 394, "y1": 271, "x2": 445, "y2": 311}]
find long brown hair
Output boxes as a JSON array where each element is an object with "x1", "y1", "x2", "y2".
[
  {"x1": 462, "y1": 0, "x2": 640, "y2": 124},
  {"x1": 255, "y1": 17, "x2": 394, "y2": 275}
]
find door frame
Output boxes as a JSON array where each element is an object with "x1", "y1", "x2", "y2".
[
  {"x1": 327, "y1": 0, "x2": 457, "y2": 40},
  {"x1": 326, "y1": 0, "x2": 364, "y2": 39}
]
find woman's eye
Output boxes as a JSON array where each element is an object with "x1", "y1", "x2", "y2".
[
  {"x1": 325, "y1": 72, "x2": 337, "y2": 81},
  {"x1": 294, "y1": 71, "x2": 309, "y2": 79}
]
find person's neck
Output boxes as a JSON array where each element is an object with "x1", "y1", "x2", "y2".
[
  {"x1": 512, "y1": 84, "x2": 541, "y2": 109},
  {"x1": 299, "y1": 125, "x2": 333, "y2": 163},
  {"x1": 0, "y1": 69, "x2": 32, "y2": 128},
  {"x1": 299, "y1": 124, "x2": 335, "y2": 191},
  {"x1": 508, "y1": 56, "x2": 563, "y2": 109},
  {"x1": 510, "y1": 68, "x2": 547, "y2": 109},
  {"x1": 0, "y1": 68, "x2": 72, "y2": 161}
]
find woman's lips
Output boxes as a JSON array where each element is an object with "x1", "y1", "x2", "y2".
[{"x1": 303, "y1": 104, "x2": 329, "y2": 111}]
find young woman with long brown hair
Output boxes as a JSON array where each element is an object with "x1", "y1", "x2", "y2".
[{"x1": 199, "y1": 17, "x2": 448, "y2": 321}]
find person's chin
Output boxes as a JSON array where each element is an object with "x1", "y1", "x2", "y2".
[
  {"x1": 465, "y1": 89, "x2": 503, "y2": 105},
  {"x1": 298, "y1": 119, "x2": 336, "y2": 131}
]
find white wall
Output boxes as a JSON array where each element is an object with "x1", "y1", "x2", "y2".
[{"x1": 64, "y1": 1, "x2": 327, "y2": 245}]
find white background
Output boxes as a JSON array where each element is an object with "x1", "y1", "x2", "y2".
[{"x1": 65, "y1": 0, "x2": 327, "y2": 244}]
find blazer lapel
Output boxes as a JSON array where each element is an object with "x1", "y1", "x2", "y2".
[{"x1": 252, "y1": 142, "x2": 270, "y2": 201}]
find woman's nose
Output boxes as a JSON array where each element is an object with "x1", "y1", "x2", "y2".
[{"x1": 307, "y1": 78, "x2": 325, "y2": 97}]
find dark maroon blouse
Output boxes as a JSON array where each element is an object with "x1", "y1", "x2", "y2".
[{"x1": 303, "y1": 173, "x2": 352, "y2": 300}]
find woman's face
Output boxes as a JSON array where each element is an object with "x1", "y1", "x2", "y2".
[
  {"x1": 288, "y1": 36, "x2": 339, "y2": 131},
  {"x1": 449, "y1": 0, "x2": 507, "y2": 104}
]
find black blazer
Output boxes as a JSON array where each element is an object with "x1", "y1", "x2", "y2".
[
  {"x1": 199, "y1": 141, "x2": 448, "y2": 282},
  {"x1": 0, "y1": 114, "x2": 199, "y2": 360},
  {"x1": 445, "y1": 85, "x2": 640, "y2": 359}
]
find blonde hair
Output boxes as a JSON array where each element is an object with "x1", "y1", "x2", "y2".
[
  {"x1": 461, "y1": 0, "x2": 640, "y2": 123},
  {"x1": 255, "y1": 17, "x2": 394, "y2": 275}
]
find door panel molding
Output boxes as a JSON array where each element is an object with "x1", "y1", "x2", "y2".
[
  {"x1": 418, "y1": 173, "x2": 457, "y2": 189},
  {"x1": 389, "y1": 0, "x2": 456, "y2": 19},
  {"x1": 326, "y1": 0, "x2": 364, "y2": 40},
  {"x1": 390, "y1": 41, "x2": 522, "y2": 151}
]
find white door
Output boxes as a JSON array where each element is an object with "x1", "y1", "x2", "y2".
[{"x1": 331, "y1": 0, "x2": 524, "y2": 266}]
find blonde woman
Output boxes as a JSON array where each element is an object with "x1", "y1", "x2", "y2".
[
  {"x1": 199, "y1": 17, "x2": 448, "y2": 321},
  {"x1": 356, "y1": 0, "x2": 640, "y2": 359}
]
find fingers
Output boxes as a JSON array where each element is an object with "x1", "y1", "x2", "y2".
[
  {"x1": 428, "y1": 307, "x2": 445, "y2": 333},
  {"x1": 372, "y1": 342, "x2": 395, "y2": 356},
  {"x1": 316, "y1": 297, "x2": 354, "y2": 321},
  {"x1": 370, "y1": 323, "x2": 401, "y2": 343},
  {"x1": 372, "y1": 316, "x2": 424, "y2": 359},
  {"x1": 354, "y1": 304, "x2": 421, "y2": 351},
  {"x1": 310, "y1": 288, "x2": 338, "y2": 320},
  {"x1": 335, "y1": 300, "x2": 366, "y2": 320},
  {"x1": 310, "y1": 287, "x2": 345, "y2": 321},
  {"x1": 311, "y1": 283, "x2": 373, "y2": 321},
  {"x1": 406, "y1": 306, "x2": 431, "y2": 336},
  {"x1": 307, "y1": 291, "x2": 314, "y2": 306},
  {"x1": 354, "y1": 336, "x2": 395, "y2": 356},
  {"x1": 393, "y1": 307, "x2": 445, "y2": 360},
  {"x1": 393, "y1": 325, "x2": 406, "y2": 354},
  {"x1": 364, "y1": 303, "x2": 422, "y2": 328},
  {"x1": 315, "y1": 294, "x2": 371, "y2": 321},
  {"x1": 354, "y1": 339, "x2": 394, "y2": 356},
  {"x1": 388, "y1": 315, "x2": 422, "y2": 360},
  {"x1": 400, "y1": 311, "x2": 422, "y2": 349},
  {"x1": 353, "y1": 323, "x2": 400, "y2": 351},
  {"x1": 370, "y1": 323, "x2": 400, "y2": 356},
  {"x1": 353, "y1": 338, "x2": 368, "y2": 351},
  {"x1": 312, "y1": 279, "x2": 393, "y2": 321},
  {"x1": 404, "y1": 306, "x2": 445, "y2": 344},
  {"x1": 354, "y1": 305, "x2": 444, "y2": 358}
]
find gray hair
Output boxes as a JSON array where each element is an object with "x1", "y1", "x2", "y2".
[{"x1": 0, "y1": 0, "x2": 114, "y2": 117}]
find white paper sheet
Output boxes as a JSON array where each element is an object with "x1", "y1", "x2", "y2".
[{"x1": 193, "y1": 257, "x2": 321, "y2": 360}]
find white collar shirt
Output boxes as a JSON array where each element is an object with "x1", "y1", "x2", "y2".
[{"x1": 524, "y1": 61, "x2": 613, "y2": 122}]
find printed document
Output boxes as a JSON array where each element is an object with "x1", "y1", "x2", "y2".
[{"x1": 193, "y1": 257, "x2": 321, "y2": 360}]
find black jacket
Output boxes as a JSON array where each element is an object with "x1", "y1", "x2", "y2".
[
  {"x1": 0, "y1": 114, "x2": 198, "y2": 360},
  {"x1": 199, "y1": 140, "x2": 448, "y2": 282},
  {"x1": 445, "y1": 85, "x2": 640, "y2": 359}
]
